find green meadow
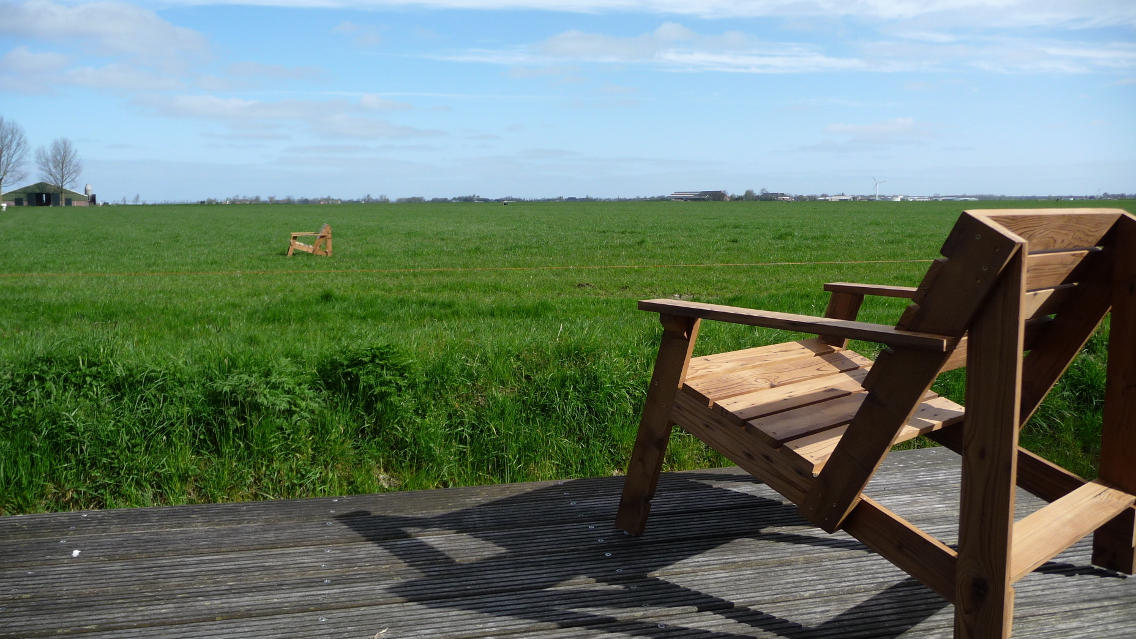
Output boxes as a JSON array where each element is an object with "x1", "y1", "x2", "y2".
[{"x1": 1, "y1": 199, "x2": 1130, "y2": 514}]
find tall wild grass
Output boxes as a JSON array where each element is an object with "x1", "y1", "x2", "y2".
[
  {"x1": 1, "y1": 200, "x2": 1127, "y2": 513},
  {"x1": 0, "y1": 331, "x2": 728, "y2": 514}
]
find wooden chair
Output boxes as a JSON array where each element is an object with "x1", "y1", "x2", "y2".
[
  {"x1": 616, "y1": 208, "x2": 1136, "y2": 639},
  {"x1": 287, "y1": 223, "x2": 332, "y2": 257}
]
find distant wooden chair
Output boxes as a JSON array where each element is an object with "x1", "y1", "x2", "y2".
[
  {"x1": 616, "y1": 209, "x2": 1136, "y2": 638},
  {"x1": 287, "y1": 223, "x2": 332, "y2": 257}
]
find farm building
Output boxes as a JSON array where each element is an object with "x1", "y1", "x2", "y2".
[
  {"x1": 667, "y1": 190, "x2": 729, "y2": 201},
  {"x1": 1, "y1": 182, "x2": 94, "y2": 207}
]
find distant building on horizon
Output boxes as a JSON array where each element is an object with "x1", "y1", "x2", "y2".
[
  {"x1": 1, "y1": 182, "x2": 96, "y2": 207},
  {"x1": 667, "y1": 190, "x2": 729, "y2": 201}
]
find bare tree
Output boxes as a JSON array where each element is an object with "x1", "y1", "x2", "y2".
[
  {"x1": 0, "y1": 116, "x2": 30, "y2": 198},
  {"x1": 36, "y1": 138, "x2": 82, "y2": 206}
]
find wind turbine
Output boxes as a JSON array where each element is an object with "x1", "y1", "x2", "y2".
[{"x1": 872, "y1": 177, "x2": 887, "y2": 201}]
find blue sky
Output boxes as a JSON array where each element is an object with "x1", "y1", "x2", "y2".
[{"x1": 2, "y1": 0, "x2": 1134, "y2": 201}]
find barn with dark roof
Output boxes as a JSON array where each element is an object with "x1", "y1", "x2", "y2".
[{"x1": 2, "y1": 182, "x2": 92, "y2": 207}]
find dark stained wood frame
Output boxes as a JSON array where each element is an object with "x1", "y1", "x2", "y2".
[{"x1": 616, "y1": 208, "x2": 1136, "y2": 639}]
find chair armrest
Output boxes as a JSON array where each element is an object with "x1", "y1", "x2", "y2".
[
  {"x1": 638, "y1": 299, "x2": 956, "y2": 352},
  {"x1": 291, "y1": 232, "x2": 320, "y2": 237},
  {"x1": 824, "y1": 282, "x2": 918, "y2": 299}
]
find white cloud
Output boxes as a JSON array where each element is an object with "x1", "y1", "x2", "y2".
[
  {"x1": 0, "y1": 1, "x2": 213, "y2": 93},
  {"x1": 0, "y1": 46, "x2": 69, "y2": 74},
  {"x1": 0, "y1": 0, "x2": 210, "y2": 69},
  {"x1": 469, "y1": 21, "x2": 1136, "y2": 76},
  {"x1": 594, "y1": 84, "x2": 639, "y2": 94},
  {"x1": 226, "y1": 61, "x2": 323, "y2": 81},
  {"x1": 0, "y1": 46, "x2": 70, "y2": 92},
  {"x1": 538, "y1": 23, "x2": 698, "y2": 61},
  {"x1": 440, "y1": 23, "x2": 865, "y2": 73},
  {"x1": 0, "y1": 1, "x2": 334, "y2": 94},
  {"x1": 332, "y1": 21, "x2": 382, "y2": 47},
  {"x1": 359, "y1": 94, "x2": 413, "y2": 109},
  {"x1": 0, "y1": 46, "x2": 70, "y2": 88},
  {"x1": 313, "y1": 113, "x2": 438, "y2": 138},
  {"x1": 196, "y1": 62, "x2": 325, "y2": 91},
  {"x1": 827, "y1": 117, "x2": 919, "y2": 136},
  {"x1": 863, "y1": 35, "x2": 1136, "y2": 73},
  {"x1": 63, "y1": 63, "x2": 187, "y2": 90},
  {"x1": 507, "y1": 64, "x2": 577, "y2": 78},
  {"x1": 284, "y1": 144, "x2": 373, "y2": 154},
  {"x1": 134, "y1": 94, "x2": 442, "y2": 140},
  {"x1": 989, "y1": 40, "x2": 1136, "y2": 73},
  {"x1": 430, "y1": 15, "x2": 1136, "y2": 75},
  {"x1": 135, "y1": 94, "x2": 409, "y2": 120},
  {"x1": 134, "y1": 1, "x2": 1136, "y2": 29},
  {"x1": 203, "y1": 131, "x2": 292, "y2": 141},
  {"x1": 804, "y1": 116, "x2": 934, "y2": 152}
]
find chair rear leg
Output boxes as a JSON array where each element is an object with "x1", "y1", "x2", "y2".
[
  {"x1": 1093, "y1": 216, "x2": 1136, "y2": 573},
  {"x1": 615, "y1": 314, "x2": 699, "y2": 536},
  {"x1": 1093, "y1": 509, "x2": 1135, "y2": 574}
]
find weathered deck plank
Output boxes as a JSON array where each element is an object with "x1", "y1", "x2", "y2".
[{"x1": 1, "y1": 448, "x2": 1132, "y2": 638}]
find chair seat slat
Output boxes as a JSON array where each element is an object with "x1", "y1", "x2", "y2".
[
  {"x1": 780, "y1": 395, "x2": 964, "y2": 474},
  {"x1": 712, "y1": 367, "x2": 870, "y2": 423},
  {"x1": 683, "y1": 350, "x2": 872, "y2": 404},
  {"x1": 685, "y1": 338, "x2": 834, "y2": 381}
]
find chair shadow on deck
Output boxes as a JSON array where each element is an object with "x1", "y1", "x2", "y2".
[{"x1": 336, "y1": 471, "x2": 960, "y2": 638}]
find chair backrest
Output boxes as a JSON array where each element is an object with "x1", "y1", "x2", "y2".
[
  {"x1": 895, "y1": 208, "x2": 1131, "y2": 418},
  {"x1": 898, "y1": 209, "x2": 1127, "y2": 334},
  {"x1": 803, "y1": 208, "x2": 1135, "y2": 531}
]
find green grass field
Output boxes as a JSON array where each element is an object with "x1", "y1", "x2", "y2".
[{"x1": 1, "y1": 200, "x2": 1129, "y2": 515}]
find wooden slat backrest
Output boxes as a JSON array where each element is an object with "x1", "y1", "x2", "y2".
[
  {"x1": 907, "y1": 209, "x2": 1125, "y2": 326},
  {"x1": 977, "y1": 209, "x2": 1129, "y2": 427},
  {"x1": 803, "y1": 208, "x2": 1133, "y2": 533},
  {"x1": 976, "y1": 209, "x2": 1123, "y2": 253},
  {"x1": 898, "y1": 212, "x2": 1024, "y2": 336},
  {"x1": 977, "y1": 208, "x2": 1124, "y2": 296}
]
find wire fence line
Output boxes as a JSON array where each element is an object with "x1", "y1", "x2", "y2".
[{"x1": 0, "y1": 259, "x2": 935, "y2": 279}]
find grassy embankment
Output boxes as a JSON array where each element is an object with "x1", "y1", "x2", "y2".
[{"x1": 1, "y1": 200, "x2": 1128, "y2": 514}]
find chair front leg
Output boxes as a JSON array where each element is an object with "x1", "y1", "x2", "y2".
[
  {"x1": 954, "y1": 250, "x2": 1025, "y2": 639},
  {"x1": 615, "y1": 313, "x2": 700, "y2": 536}
]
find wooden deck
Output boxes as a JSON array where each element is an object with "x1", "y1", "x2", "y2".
[{"x1": 2, "y1": 448, "x2": 1132, "y2": 638}]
